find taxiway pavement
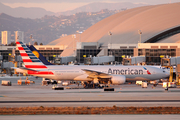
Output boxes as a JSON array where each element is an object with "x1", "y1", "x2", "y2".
[{"x1": 0, "y1": 77, "x2": 180, "y2": 107}]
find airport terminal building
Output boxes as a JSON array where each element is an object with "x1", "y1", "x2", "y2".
[{"x1": 46, "y1": 3, "x2": 180, "y2": 65}]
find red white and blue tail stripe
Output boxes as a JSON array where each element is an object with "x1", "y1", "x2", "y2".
[
  {"x1": 16, "y1": 41, "x2": 54, "y2": 76},
  {"x1": 16, "y1": 41, "x2": 47, "y2": 70}
]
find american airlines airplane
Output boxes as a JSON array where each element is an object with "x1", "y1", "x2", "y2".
[{"x1": 15, "y1": 41, "x2": 169, "y2": 87}]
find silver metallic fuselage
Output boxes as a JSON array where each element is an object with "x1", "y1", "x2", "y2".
[{"x1": 37, "y1": 65, "x2": 169, "y2": 81}]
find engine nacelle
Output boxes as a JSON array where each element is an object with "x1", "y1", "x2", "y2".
[{"x1": 111, "y1": 75, "x2": 126, "y2": 84}]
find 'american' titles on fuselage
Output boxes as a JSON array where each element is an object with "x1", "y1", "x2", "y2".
[{"x1": 108, "y1": 68, "x2": 143, "y2": 75}]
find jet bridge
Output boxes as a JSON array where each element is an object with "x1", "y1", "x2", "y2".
[
  {"x1": 122, "y1": 56, "x2": 146, "y2": 65},
  {"x1": 161, "y1": 56, "x2": 180, "y2": 84},
  {"x1": 84, "y1": 56, "x2": 115, "y2": 65},
  {"x1": 55, "y1": 56, "x2": 76, "y2": 65}
]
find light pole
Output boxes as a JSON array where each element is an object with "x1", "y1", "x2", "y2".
[
  {"x1": 77, "y1": 31, "x2": 83, "y2": 42},
  {"x1": 72, "y1": 34, "x2": 76, "y2": 51},
  {"x1": 138, "y1": 30, "x2": 142, "y2": 43},
  {"x1": 30, "y1": 34, "x2": 33, "y2": 45},
  {"x1": 108, "y1": 31, "x2": 112, "y2": 55},
  {"x1": 0, "y1": 60, "x2": 2, "y2": 75},
  {"x1": 18, "y1": 55, "x2": 21, "y2": 76}
]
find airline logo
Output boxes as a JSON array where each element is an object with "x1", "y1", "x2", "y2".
[
  {"x1": 16, "y1": 41, "x2": 54, "y2": 76},
  {"x1": 32, "y1": 51, "x2": 40, "y2": 58},
  {"x1": 27, "y1": 45, "x2": 53, "y2": 65},
  {"x1": 143, "y1": 67, "x2": 151, "y2": 75}
]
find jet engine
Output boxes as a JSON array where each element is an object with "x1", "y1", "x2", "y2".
[{"x1": 111, "y1": 75, "x2": 126, "y2": 84}]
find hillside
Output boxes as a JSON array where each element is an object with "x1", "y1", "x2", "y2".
[
  {"x1": 56, "y1": 2, "x2": 147, "y2": 15},
  {"x1": 0, "y1": 2, "x2": 54, "y2": 19},
  {"x1": 0, "y1": 9, "x2": 118, "y2": 44},
  {"x1": 0, "y1": 2, "x2": 148, "y2": 44},
  {"x1": 0, "y1": 2, "x2": 147, "y2": 18}
]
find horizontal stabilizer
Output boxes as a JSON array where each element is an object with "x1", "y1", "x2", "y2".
[{"x1": 18, "y1": 67, "x2": 38, "y2": 71}]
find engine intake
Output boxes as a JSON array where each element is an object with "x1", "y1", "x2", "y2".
[{"x1": 111, "y1": 75, "x2": 126, "y2": 84}]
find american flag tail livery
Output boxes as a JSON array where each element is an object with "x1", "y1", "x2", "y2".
[{"x1": 16, "y1": 41, "x2": 54, "y2": 76}]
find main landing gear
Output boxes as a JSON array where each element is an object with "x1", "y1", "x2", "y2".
[
  {"x1": 82, "y1": 81, "x2": 114, "y2": 91},
  {"x1": 83, "y1": 81, "x2": 100, "y2": 89}
]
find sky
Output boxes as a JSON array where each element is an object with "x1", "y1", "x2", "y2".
[{"x1": 1, "y1": 0, "x2": 180, "y2": 12}]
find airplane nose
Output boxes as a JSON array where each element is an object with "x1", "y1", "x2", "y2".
[
  {"x1": 161, "y1": 69, "x2": 170, "y2": 77},
  {"x1": 165, "y1": 71, "x2": 170, "y2": 76}
]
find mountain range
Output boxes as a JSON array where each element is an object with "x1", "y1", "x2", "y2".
[
  {"x1": 0, "y1": 2, "x2": 149, "y2": 44},
  {"x1": 0, "y1": 9, "x2": 119, "y2": 44},
  {"x1": 0, "y1": 2, "x2": 54, "y2": 19},
  {"x1": 57, "y1": 2, "x2": 148, "y2": 16},
  {"x1": 0, "y1": 2, "x2": 148, "y2": 19}
]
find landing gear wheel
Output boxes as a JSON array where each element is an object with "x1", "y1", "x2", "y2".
[
  {"x1": 165, "y1": 87, "x2": 168, "y2": 91},
  {"x1": 104, "y1": 88, "x2": 114, "y2": 91}
]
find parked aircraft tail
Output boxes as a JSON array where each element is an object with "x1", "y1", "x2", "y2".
[
  {"x1": 16, "y1": 41, "x2": 54, "y2": 76},
  {"x1": 16, "y1": 41, "x2": 48, "y2": 70},
  {"x1": 27, "y1": 45, "x2": 53, "y2": 65}
]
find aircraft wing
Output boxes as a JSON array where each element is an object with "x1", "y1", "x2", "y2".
[{"x1": 82, "y1": 69, "x2": 111, "y2": 78}]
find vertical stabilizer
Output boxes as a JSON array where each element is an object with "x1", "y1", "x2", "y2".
[{"x1": 16, "y1": 41, "x2": 48, "y2": 70}]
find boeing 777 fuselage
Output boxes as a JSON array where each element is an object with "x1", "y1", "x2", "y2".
[{"x1": 43, "y1": 65, "x2": 169, "y2": 81}]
